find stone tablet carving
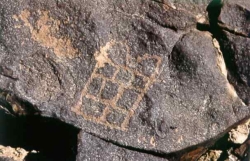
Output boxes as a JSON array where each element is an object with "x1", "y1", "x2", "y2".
[{"x1": 72, "y1": 41, "x2": 162, "y2": 130}]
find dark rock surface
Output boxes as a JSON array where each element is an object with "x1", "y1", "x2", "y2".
[
  {"x1": 219, "y1": 0, "x2": 250, "y2": 36},
  {"x1": 234, "y1": 137, "x2": 250, "y2": 160},
  {"x1": 76, "y1": 131, "x2": 166, "y2": 161},
  {"x1": 218, "y1": 32, "x2": 250, "y2": 106},
  {"x1": 0, "y1": 0, "x2": 249, "y2": 160},
  {"x1": 0, "y1": 158, "x2": 14, "y2": 161},
  {"x1": 197, "y1": 120, "x2": 250, "y2": 161},
  {"x1": 147, "y1": 0, "x2": 211, "y2": 30},
  {"x1": 213, "y1": 0, "x2": 250, "y2": 106}
]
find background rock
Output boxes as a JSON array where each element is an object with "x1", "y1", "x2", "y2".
[
  {"x1": 229, "y1": 124, "x2": 249, "y2": 144},
  {"x1": 219, "y1": 0, "x2": 250, "y2": 36}
]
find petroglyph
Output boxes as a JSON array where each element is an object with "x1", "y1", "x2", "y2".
[
  {"x1": 13, "y1": 9, "x2": 162, "y2": 130},
  {"x1": 13, "y1": 10, "x2": 78, "y2": 59},
  {"x1": 72, "y1": 41, "x2": 162, "y2": 130}
]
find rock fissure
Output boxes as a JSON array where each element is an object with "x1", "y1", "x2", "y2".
[
  {"x1": 83, "y1": 131, "x2": 172, "y2": 159},
  {"x1": 205, "y1": 0, "x2": 250, "y2": 106}
]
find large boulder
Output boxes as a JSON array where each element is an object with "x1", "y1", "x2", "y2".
[{"x1": 0, "y1": 0, "x2": 249, "y2": 157}]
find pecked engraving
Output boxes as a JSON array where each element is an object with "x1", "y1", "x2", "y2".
[
  {"x1": 71, "y1": 41, "x2": 162, "y2": 130},
  {"x1": 13, "y1": 10, "x2": 78, "y2": 59}
]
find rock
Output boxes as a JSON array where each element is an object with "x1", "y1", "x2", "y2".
[
  {"x1": 76, "y1": 131, "x2": 166, "y2": 161},
  {"x1": 213, "y1": 0, "x2": 250, "y2": 106},
  {"x1": 195, "y1": 119, "x2": 250, "y2": 161},
  {"x1": 217, "y1": 31, "x2": 250, "y2": 106},
  {"x1": 198, "y1": 150, "x2": 222, "y2": 161},
  {"x1": 234, "y1": 140, "x2": 250, "y2": 159},
  {"x1": 0, "y1": 0, "x2": 249, "y2": 156},
  {"x1": 0, "y1": 158, "x2": 15, "y2": 161},
  {"x1": 207, "y1": 0, "x2": 250, "y2": 106},
  {"x1": 229, "y1": 124, "x2": 249, "y2": 144},
  {"x1": 228, "y1": 154, "x2": 240, "y2": 161},
  {"x1": 180, "y1": 147, "x2": 207, "y2": 161},
  {"x1": 219, "y1": 0, "x2": 250, "y2": 37},
  {"x1": 0, "y1": 145, "x2": 28, "y2": 161},
  {"x1": 147, "y1": 0, "x2": 212, "y2": 30}
]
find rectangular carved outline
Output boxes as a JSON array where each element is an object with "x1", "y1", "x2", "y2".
[{"x1": 72, "y1": 43, "x2": 162, "y2": 131}]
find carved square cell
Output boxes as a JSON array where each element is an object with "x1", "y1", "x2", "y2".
[
  {"x1": 106, "y1": 109, "x2": 126, "y2": 126},
  {"x1": 82, "y1": 96, "x2": 106, "y2": 118},
  {"x1": 137, "y1": 58, "x2": 158, "y2": 77},
  {"x1": 132, "y1": 74, "x2": 146, "y2": 89},
  {"x1": 96, "y1": 63, "x2": 117, "y2": 78},
  {"x1": 115, "y1": 69, "x2": 132, "y2": 85},
  {"x1": 117, "y1": 89, "x2": 139, "y2": 110},
  {"x1": 101, "y1": 81, "x2": 119, "y2": 100},
  {"x1": 87, "y1": 77, "x2": 103, "y2": 95}
]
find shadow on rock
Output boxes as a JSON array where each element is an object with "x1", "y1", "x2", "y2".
[{"x1": 0, "y1": 109, "x2": 80, "y2": 161}]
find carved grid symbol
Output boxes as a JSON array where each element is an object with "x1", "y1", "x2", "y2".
[{"x1": 72, "y1": 42, "x2": 162, "y2": 131}]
